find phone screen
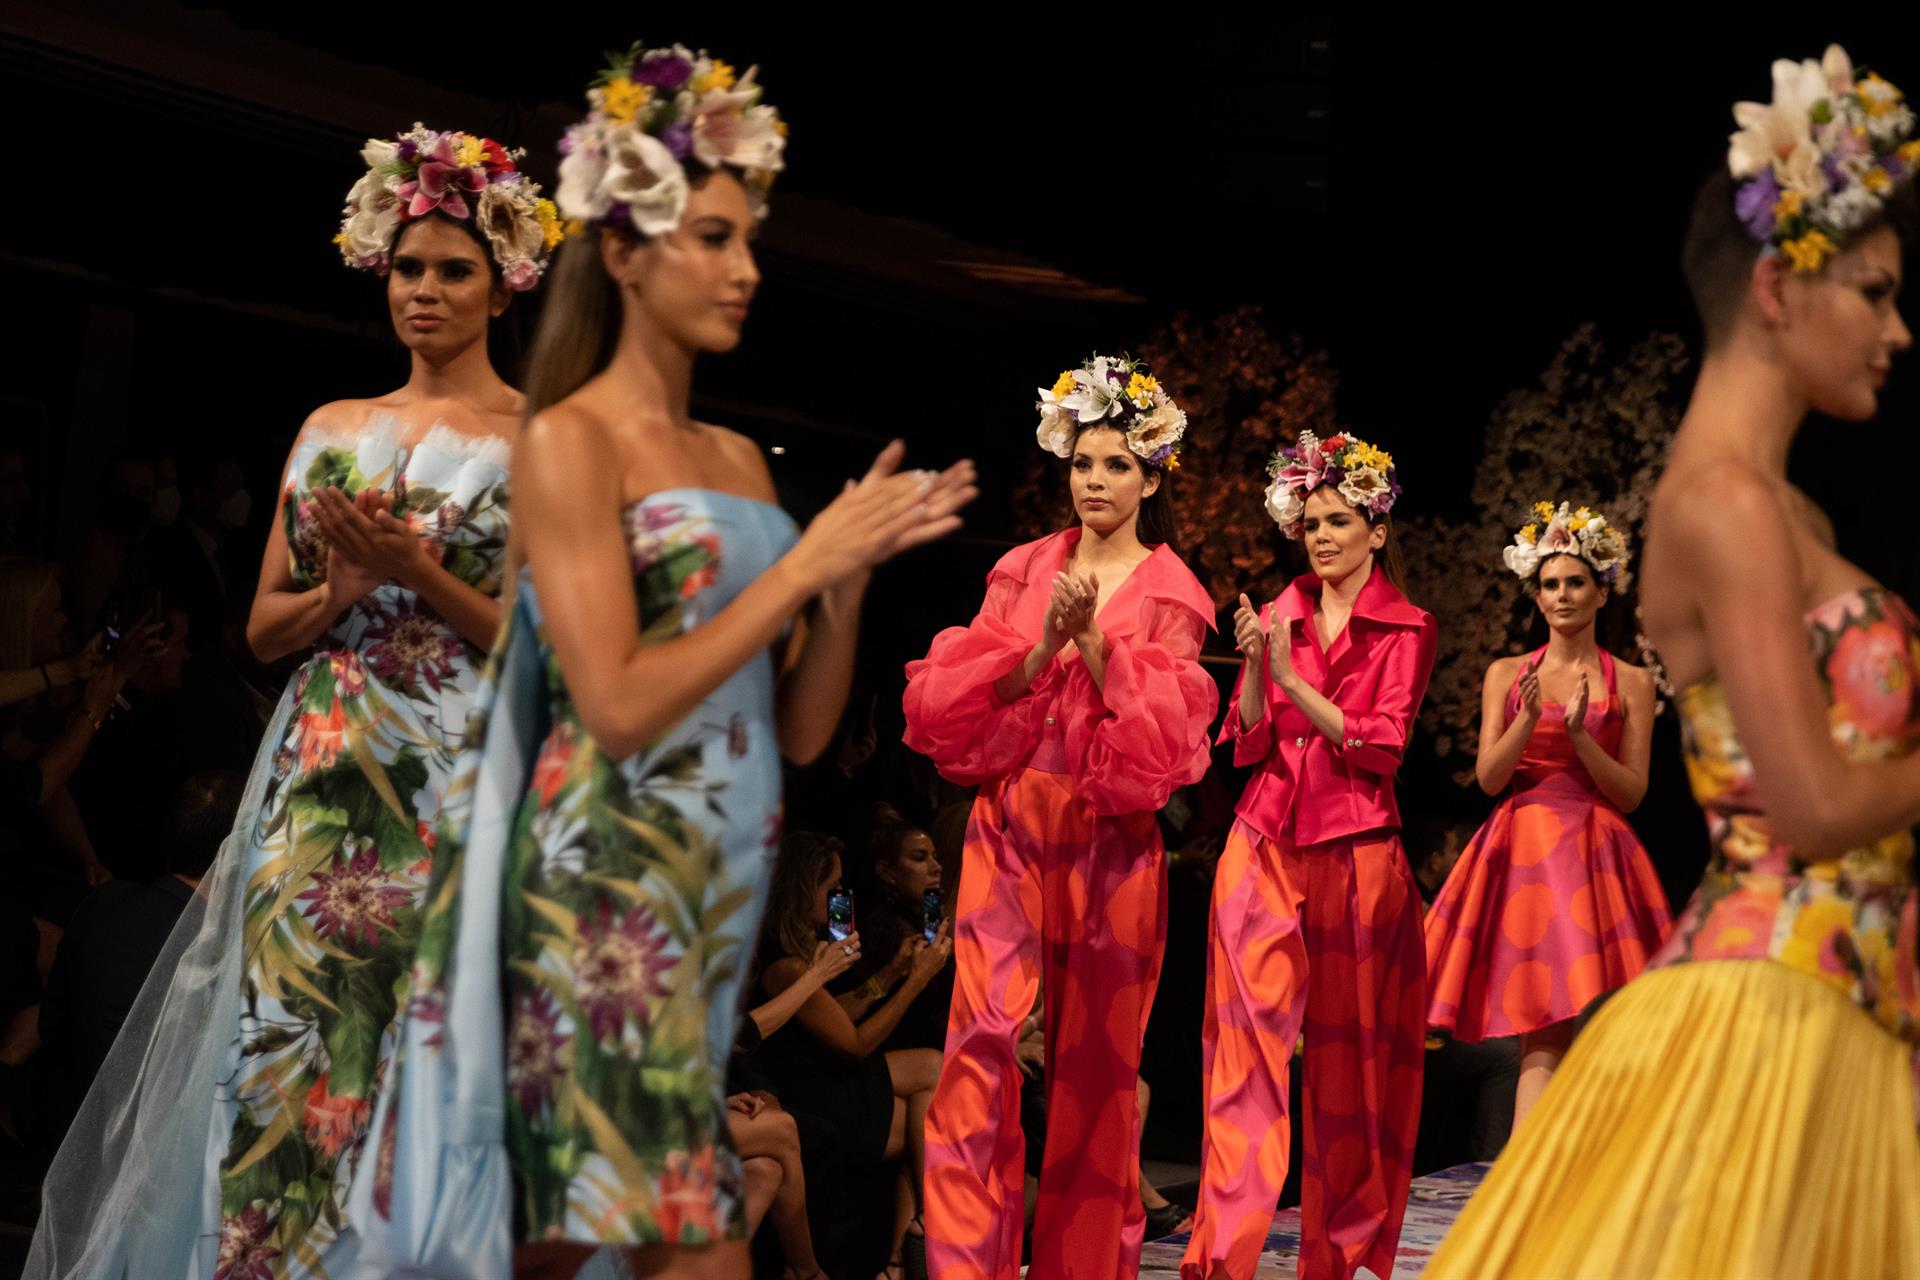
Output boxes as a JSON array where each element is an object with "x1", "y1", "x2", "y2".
[
  {"x1": 826, "y1": 887, "x2": 855, "y2": 942},
  {"x1": 922, "y1": 888, "x2": 942, "y2": 943}
]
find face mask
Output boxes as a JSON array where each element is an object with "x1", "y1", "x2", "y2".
[
  {"x1": 218, "y1": 490, "x2": 253, "y2": 530},
  {"x1": 150, "y1": 487, "x2": 181, "y2": 525}
]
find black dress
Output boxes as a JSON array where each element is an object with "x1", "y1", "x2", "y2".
[{"x1": 753, "y1": 944, "x2": 897, "y2": 1166}]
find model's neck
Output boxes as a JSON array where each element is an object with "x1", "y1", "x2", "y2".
[
  {"x1": 399, "y1": 336, "x2": 506, "y2": 405},
  {"x1": 1542, "y1": 622, "x2": 1600, "y2": 665},
  {"x1": 603, "y1": 309, "x2": 697, "y2": 426},
  {"x1": 1679, "y1": 340, "x2": 1807, "y2": 477}
]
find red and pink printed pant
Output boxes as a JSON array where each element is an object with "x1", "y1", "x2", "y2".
[
  {"x1": 1183, "y1": 820, "x2": 1426, "y2": 1280},
  {"x1": 924, "y1": 766, "x2": 1166, "y2": 1280}
]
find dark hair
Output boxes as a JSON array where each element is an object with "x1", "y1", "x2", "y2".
[
  {"x1": 1683, "y1": 167, "x2": 1920, "y2": 347},
  {"x1": 1069, "y1": 422, "x2": 1177, "y2": 548},
  {"x1": 524, "y1": 165, "x2": 730, "y2": 417},
  {"x1": 1300, "y1": 484, "x2": 1408, "y2": 597},
  {"x1": 763, "y1": 830, "x2": 842, "y2": 961},
  {"x1": 388, "y1": 210, "x2": 501, "y2": 281},
  {"x1": 1526, "y1": 550, "x2": 1610, "y2": 597},
  {"x1": 170, "y1": 770, "x2": 244, "y2": 879}
]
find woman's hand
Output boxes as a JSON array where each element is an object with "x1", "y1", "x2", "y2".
[
  {"x1": 1514, "y1": 655, "x2": 1544, "y2": 724},
  {"x1": 1267, "y1": 614, "x2": 1299, "y2": 691},
  {"x1": 1563, "y1": 672, "x2": 1591, "y2": 740},
  {"x1": 910, "y1": 918, "x2": 954, "y2": 983},
  {"x1": 312, "y1": 487, "x2": 432, "y2": 586},
  {"x1": 785, "y1": 442, "x2": 977, "y2": 592},
  {"x1": 806, "y1": 934, "x2": 861, "y2": 986},
  {"x1": 1233, "y1": 594, "x2": 1266, "y2": 664},
  {"x1": 1051, "y1": 571, "x2": 1099, "y2": 648}
]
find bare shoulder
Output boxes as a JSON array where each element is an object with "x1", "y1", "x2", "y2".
[
  {"x1": 1611, "y1": 655, "x2": 1656, "y2": 695},
  {"x1": 1653, "y1": 459, "x2": 1787, "y2": 542},
  {"x1": 706, "y1": 422, "x2": 779, "y2": 501},
  {"x1": 297, "y1": 398, "x2": 373, "y2": 439},
  {"x1": 517, "y1": 400, "x2": 621, "y2": 498},
  {"x1": 1485, "y1": 653, "x2": 1525, "y2": 685}
]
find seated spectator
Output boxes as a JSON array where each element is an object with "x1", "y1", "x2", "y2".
[
  {"x1": 759, "y1": 833, "x2": 951, "y2": 1280},
  {"x1": 37, "y1": 770, "x2": 244, "y2": 1152},
  {"x1": 842, "y1": 805, "x2": 951, "y2": 1052}
]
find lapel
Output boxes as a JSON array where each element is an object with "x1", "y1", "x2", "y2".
[{"x1": 1280, "y1": 569, "x2": 1424, "y2": 692}]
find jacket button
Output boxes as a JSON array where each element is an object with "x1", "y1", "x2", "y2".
[
  {"x1": 1295, "y1": 736, "x2": 1306, "y2": 747},
  {"x1": 1045, "y1": 716, "x2": 1056, "y2": 726}
]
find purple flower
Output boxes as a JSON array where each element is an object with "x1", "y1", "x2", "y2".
[
  {"x1": 661, "y1": 121, "x2": 694, "y2": 161},
  {"x1": 396, "y1": 137, "x2": 419, "y2": 161},
  {"x1": 572, "y1": 900, "x2": 676, "y2": 1042},
  {"x1": 1823, "y1": 153, "x2": 1849, "y2": 193},
  {"x1": 635, "y1": 52, "x2": 693, "y2": 89},
  {"x1": 507, "y1": 987, "x2": 568, "y2": 1115},
  {"x1": 363, "y1": 600, "x2": 464, "y2": 694},
  {"x1": 215, "y1": 1202, "x2": 281, "y2": 1280},
  {"x1": 297, "y1": 842, "x2": 411, "y2": 950},
  {"x1": 1735, "y1": 173, "x2": 1782, "y2": 240}
]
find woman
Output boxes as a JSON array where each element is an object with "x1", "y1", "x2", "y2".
[
  {"x1": 1427, "y1": 45, "x2": 1920, "y2": 1277},
  {"x1": 359, "y1": 44, "x2": 974, "y2": 1280},
  {"x1": 758, "y1": 831, "x2": 951, "y2": 1280},
  {"x1": 1422, "y1": 502, "x2": 1670, "y2": 1127},
  {"x1": 1183, "y1": 431, "x2": 1436, "y2": 1280},
  {"x1": 844, "y1": 803, "x2": 951, "y2": 1053},
  {"x1": 905, "y1": 354, "x2": 1217, "y2": 1280},
  {"x1": 27, "y1": 122, "x2": 555, "y2": 1280}
]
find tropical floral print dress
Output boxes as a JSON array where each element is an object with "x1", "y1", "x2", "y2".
[
  {"x1": 388, "y1": 487, "x2": 798, "y2": 1249},
  {"x1": 208, "y1": 420, "x2": 508, "y2": 1280}
]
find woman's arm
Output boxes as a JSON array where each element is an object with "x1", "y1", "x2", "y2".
[
  {"x1": 1564, "y1": 662, "x2": 1654, "y2": 811},
  {"x1": 313, "y1": 486, "x2": 503, "y2": 650},
  {"x1": 246, "y1": 431, "x2": 383, "y2": 662},
  {"x1": 1677, "y1": 471, "x2": 1920, "y2": 854},
  {"x1": 522, "y1": 419, "x2": 972, "y2": 760},
  {"x1": 1474, "y1": 658, "x2": 1537, "y2": 796},
  {"x1": 765, "y1": 923, "x2": 951, "y2": 1060},
  {"x1": 747, "y1": 938, "x2": 861, "y2": 1040}
]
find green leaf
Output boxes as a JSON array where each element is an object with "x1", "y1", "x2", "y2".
[{"x1": 315, "y1": 952, "x2": 405, "y2": 1097}]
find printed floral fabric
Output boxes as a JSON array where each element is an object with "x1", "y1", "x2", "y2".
[
  {"x1": 1654, "y1": 588, "x2": 1920, "y2": 1062},
  {"x1": 431, "y1": 489, "x2": 797, "y2": 1246},
  {"x1": 211, "y1": 420, "x2": 508, "y2": 1279}
]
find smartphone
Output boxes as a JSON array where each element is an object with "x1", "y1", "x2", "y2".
[
  {"x1": 101, "y1": 607, "x2": 126, "y2": 658},
  {"x1": 922, "y1": 888, "x2": 943, "y2": 943},
  {"x1": 826, "y1": 886, "x2": 855, "y2": 942}
]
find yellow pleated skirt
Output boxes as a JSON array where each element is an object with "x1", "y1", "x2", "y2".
[{"x1": 1423, "y1": 958, "x2": 1920, "y2": 1279}]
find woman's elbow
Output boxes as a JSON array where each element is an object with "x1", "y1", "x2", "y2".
[
  {"x1": 576, "y1": 702, "x2": 649, "y2": 761},
  {"x1": 779, "y1": 722, "x2": 831, "y2": 768},
  {"x1": 1476, "y1": 769, "x2": 1501, "y2": 797}
]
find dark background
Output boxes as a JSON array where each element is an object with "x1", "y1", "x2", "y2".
[{"x1": 4, "y1": 4, "x2": 1919, "y2": 1179}]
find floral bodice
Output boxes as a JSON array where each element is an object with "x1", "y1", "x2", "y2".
[
  {"x1": 1653, "y1": 587, "x2": 1920, "y2": 1049},
  {"x1": 280, "y1": 419, "x2": 510, "y2": 746}
]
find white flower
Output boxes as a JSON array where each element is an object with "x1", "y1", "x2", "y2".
[
  {"x1": 476, "y1": 185, "x2": 546, "y2": 269},
  {"x1": 1502, "y1": 540, "x2": 1543, "y2": 579},
  {"x1": 360, "y1": 137, "x2": 404, "y2": 193},
  {"x1": 339, "y1": 172, "x2": 401, "y2": 266},
  {"x1": 1336, "y1": 464, "x2": 1389, "y2": 510},
  {"x1": 604, "y1": 125, "x2": 690, "y2": 237},
  {"x1": 1535, "y1": 521, "x2": 1577, "y2": 557},
  {"x1": 1264, "y1": 477, "x2": 1304, "y2": 535},
  {"x1": 1729, "y1": 54, "x2": 1828, "y2": 181},
  {"x1": 1126, "y1": 401, "x2": 1186, "y2": 459},
  {"x1": 1035, "y1": 400, "x2": 1075, "y2": 458},
  {"x1": 1061, "y1": 357, "x2": 1124, "y2": 423},
  {"x1": 1822, "y1": 44, "x2": 1856, "y2": 97},
  {"x1": 555, "y1": 126, "x2": 613, "y2": 221},
  {"x1": 1581, "y1": 522, "x2": 1629, "y2": 576},
  {"x1": 1822, "y1": 181, "x2": 1883, "y2": 232}
]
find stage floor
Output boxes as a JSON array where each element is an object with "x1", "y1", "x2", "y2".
[{"x1": 1138, "y1": 1162, "x2": 1488, "y2": 1278}]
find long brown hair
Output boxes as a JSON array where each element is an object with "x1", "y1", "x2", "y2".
[
  {"x1": 523, "y1": 233, "x2": 624, "y2": 416},
  {"x1": 1070, "y1": 422, "x2": 1177, "y2": 549},
  {"x1": 1372, "y1": 514, "x2": 1409, "y2": 598},
  {"x1": 764, "y1": 831, "x2": 841, "y2": 961}
]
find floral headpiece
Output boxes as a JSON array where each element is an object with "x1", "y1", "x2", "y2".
[
  {"x1": 335, "y1": 124, "x2": 561, "y2": 292},
  {"x1": 1729, "y1": 44, "x2": 1920, "y2": 273},
  {"x1": 1035, "y1": 354, "x2": 1188, "y2": 467},
  {"x1": 555, "y1": 42, "x2": 787, "y2": 238},
  {"x1": 1503, "y1": 501, "x2": 1630, "y2": 590},
  {"x1": 1261, "y1": 430, "x2": 1399, "y2": 538}
]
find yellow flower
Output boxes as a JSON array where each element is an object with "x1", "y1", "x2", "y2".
[
  {"x1": 774, "y1": 118, "x2": 790, "y2": 138},
  {"x1": 536, "y1": 198, "x2": 566, "y2": 251},
  {"x1": 601, "y1": 77, "x2": 650, "y2": 125},
  {"x1": 454, "y1": 134, "x2": 486, "y2": 168},
  {"x1": 1570, "y1": 507, "x2": 1592, "y2": 532},
  {"x1": 1349, "y1": 442, "x2": 1392, "y2": 471},
  {"x1": 694, "y1": 61, "x2": 738, "y2": 94},
  {"x1": 1519, "y1": 523, "x2": 1539, "y2": 545},
  {"x1": 1900, "y1": 140, "x2": 1920, "y2": 166},
  {"x1": 1782, "y1": 231, "x2": 1837, "y2": 273},
  {"x1": 1125, "y1": 372, "x2": 1158, "y2": 408},
  {"x1": 1165, "y1": 450, "x2": 1182, "y2": 470},
  {"x1": 331, "y1": 230, "x2": 350, "y2": 247},
  {"x1": 1773, "y1": 188, "x2": 1805, "y2": 219},
  {"x1": 1533, "y1": 501, "x2": 1555, "y2": 522},
  {"x1": 1859, "y1": 72, "x2": 1903, "y2": 117},
  {"x1": 1777, "y1": 895, "x2": 1856, "y2": 990},
  {"x1": 563, "y1": 218, "x2": 588, "y2": 240},
  {"x1": 1051, "y1": 371, "x2": 1077, "y2": 398},
  {"x1": 1865, "y1": 167, "x2": 1893, "y2": 194}
]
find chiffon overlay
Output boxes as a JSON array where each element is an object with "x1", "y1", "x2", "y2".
[
  {"x1": 28, "y1": 420, "x2": 510, "y2": 1280},
  {"x1": 1185, "y1": 570, "x2": 1437, "y2": 1280},
  {"x1": 1423, "y1": 648, "x2": 1672, "y2": 1041},
  {"x1": 1426, "y1": 587, "x2": 1920, "y2": 1278},
  {"x1": 356, "y1": 487, "x2": 801, "y2": 1276},
  {"x1": 904, "y1": 529, "x2": 1217, "y2": 1280}
]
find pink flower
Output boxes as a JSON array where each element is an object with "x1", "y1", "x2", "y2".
[
  {"x1": 297, "y1": 841, "x2": 411, "y2": 950},
  {"x1": 328, "y1": 650, "x2": 368, "y2": 699},
  {"x1": 531, "y1": 723, "x2": 577, "y2": 808},
  {"x1": 215, "y1": 1202, "x2": 280, "y2": 1280},
  {"x1": 301, "y1": 1072, "x2": 372, "y2": 1159},
  {"x1": 295, "y1": 701, "x2": 349, "y2": 773},
  {"x1": 572, "y1": 899, "x2": 676, "y2": 1042},
  {"x1": 1827, "y1": 619, "x2": 1915, "y2": 740},
  {"x1": 395, "y1": 136, "x2": 488, "y2": 220},
  {"x1": 363, "y1": 600, "x2": 464, "y2": 694},
  {"x1": 507, "y1": 987, "x2": 568, "y2": 1115},
  {"x1": 653, "y1": 1148, "x2": 721, "y2": 1241}
]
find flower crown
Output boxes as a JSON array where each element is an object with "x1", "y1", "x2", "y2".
[
  {"x1": 1261, "y1": 430, "x2": 1399, "y2": 538},
  {"x1": 1502, "y1": 501, "x2": 1631, "y2": 590},
  {"x1": 1729, "y1": 44, "x2": 1920, "y2": 273},
  {"x1": 1035, "y1": 354, "x2": 1188, "y2": 467},
  {"x1": 335, "y1": 124, "x2": 562, "y2": 292},
  {"x1": 555, "y1": 42, "x2": 787, "y2": 238}
]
